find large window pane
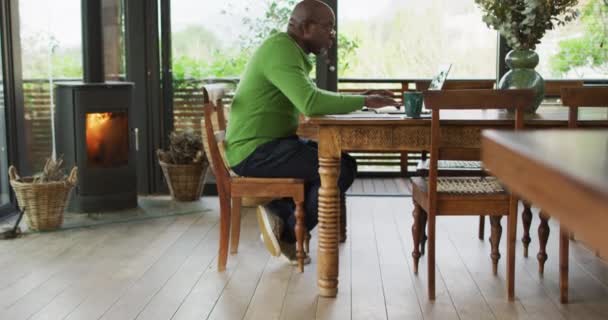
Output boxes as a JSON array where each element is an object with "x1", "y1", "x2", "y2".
[
  {"x1": 538, "y1": 0, "x2": 608, "y2": 79},
  {"x1": 170, "y1": 0, "x2": 280, "y2": 132},
  {"x1": 338, "y1": 0, "x2": 497, "y2": 79},
  {"x1": 19, "y1": 0, "x2": 82, "y2": 172}
]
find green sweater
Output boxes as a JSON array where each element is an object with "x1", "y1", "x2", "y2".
[{"x1": 225, "y1": 32, "x2": 365, "y2": 166}]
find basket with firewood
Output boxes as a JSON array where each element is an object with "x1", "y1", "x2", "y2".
[{"x1": 8, "y1": 157, "x2": 77, "y2": 231}]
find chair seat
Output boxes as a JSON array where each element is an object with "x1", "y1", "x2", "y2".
[
  {"x1": 413, "y1": 176, "x2": 505, "y2": 194},
  {"x1": 417, "y1": 160, "x2": 485, "y2": 176},
  {"x1": 232, "y1": 177, "x2": 304, "y2": 185},
  {"x1": 437, "y1": 176, "x2": 504, "y2": 194}
]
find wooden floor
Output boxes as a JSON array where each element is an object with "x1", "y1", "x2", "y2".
[
  {"x1": 347, "y1": 178, "x2": 411, "y2": 196},
  {"x1": 1, "y1": 192, "x2": 607, "y2": 319}
]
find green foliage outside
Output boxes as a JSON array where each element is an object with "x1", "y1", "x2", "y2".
[
  {"x1": 171, "y1": 0, "x2": 360, "y2": 82},
  {"x1": 21, "y1": 32, "x2": 82, "y2": 79},
  {"x1": 20, "y1": 0, "x2": 607, "y2": 81},
  {"x1": 550, "y1": 0, "x2": 608, "y2": 76}
]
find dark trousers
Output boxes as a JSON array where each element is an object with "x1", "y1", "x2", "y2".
[{"x1": 232, "y1": 135, "x2": 357, "y2": 243}]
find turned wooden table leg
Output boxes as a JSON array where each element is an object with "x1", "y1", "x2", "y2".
[
  {"x1": 318, "y1": 155, "x2": 341, "y2": 297},
  {"x1": 538, "y1": 211, "x2": 550, "y2": 275},
  {"x1": 521, "y1": 202, "x2": 533, "y2": 258},
  {"x1": 490, "y1": 215, "x2": 503, "y2": 275}
]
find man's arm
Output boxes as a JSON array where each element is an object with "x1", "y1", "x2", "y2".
[{"x1": 264, "y1": 49, "x2": 364, "y2": 116}]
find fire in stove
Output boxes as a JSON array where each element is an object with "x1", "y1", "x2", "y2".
[{"x1": 85, "y1": 112, "x2": 129, "y2": 167}]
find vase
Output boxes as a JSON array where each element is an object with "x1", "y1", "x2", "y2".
[{"x1": 498, "y1": 49, "x2": 545, "y2": 113}]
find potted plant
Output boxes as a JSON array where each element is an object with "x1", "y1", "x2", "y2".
[
  {"x1": 474, "y1": 0, "x2": 579, "y2": 112},
  {"x1": 8, "y1": 156, "x2": 78, "y2": 231},
  {"x1": 157, "y1": 129, "x2": 208, "y2": 201}
]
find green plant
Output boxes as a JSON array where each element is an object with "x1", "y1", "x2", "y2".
[
  {"x1": 475, "y1": 0, "x2": 579, "y2": 50},
  {"x1": 215, "y1": 0, "x2": 360, "y2": 78},
  {"x1": 157, "y1": 129, "x2": 206, "y2": 165}
]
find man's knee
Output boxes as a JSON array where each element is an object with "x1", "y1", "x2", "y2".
[
  {"x1": 342, "y1": 151, "x2": 357, "y2": 169},
  {"x1": 339, "y1": 153, "x2": 357, "y2": 190}
]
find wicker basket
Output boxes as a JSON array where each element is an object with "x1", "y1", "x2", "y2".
[
  {"x1": 159, "y1": 160, "x2": 207, "y2": 201},
  {"x1": 8, "y1": 166, "x2": 78, "y2": 231}
]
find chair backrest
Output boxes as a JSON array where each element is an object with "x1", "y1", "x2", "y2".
[
  {"x1": 415, "y1": 80, "x2": 496, "y2": 91},
  {"x1": 545, "y1": 80, "x2": 584, "y2": 98},
  {"x1": 201, "y1": 85, "x2": 231, "y2": 196},
  {"x1": 560, "y1": 86, "x2": 608, "y2": 128},
  {"x1": 423, "y1": 89, "x2": 535, "y2": 199}
]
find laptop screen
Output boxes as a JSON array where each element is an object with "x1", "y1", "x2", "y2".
[{"x1": 428, "y1": 64, "x2": 452, "y2": 91}]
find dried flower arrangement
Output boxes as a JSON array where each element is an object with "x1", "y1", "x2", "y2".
[
  {"x1": 157, "y1": 129, "x2": 206, "y2": 165},
  {"x1": 33, "y1": 156, "x2": 67, "y2": 183},
  {"x1": 157, "y1": 129, "x2": 208, "y2": 201}
]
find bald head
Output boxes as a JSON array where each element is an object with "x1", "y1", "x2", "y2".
[
  {"x1": 289, "y1": 0, "x2": 333, "y2": 27},
  {"x1": 287, "y1": 0, "x2": 336, "y2": 55}
]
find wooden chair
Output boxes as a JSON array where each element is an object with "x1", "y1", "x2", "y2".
[
  {"x1": 522, "y1": 80, "x2": 585, "y2": 268},
  {"x1": 411, "y1": 89, "x2": 534, "y2": 300},
  {"x1": 418, "y1": 80, "x2": 585, "y2": 248},
  {"x1": 201, "y1": 85, "x2": 308, "y2": 272},
  {"x1": 415, "y1": 82, "x2": 495, "y2": 242},
  {"x1": 554, "y1": 86, "x2": 608, "y2": 303}
]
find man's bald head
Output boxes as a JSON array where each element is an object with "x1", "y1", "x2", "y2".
[
  {"x1": 287, "y1": 0, "x2": 336, "y2": 55},
  {"x1": 289, "y1": 0, "x2": 333, "y2": 26}
]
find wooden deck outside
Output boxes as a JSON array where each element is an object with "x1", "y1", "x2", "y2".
[{"x1": 0, "y1": 179, "x2": 607, "y2": 319}]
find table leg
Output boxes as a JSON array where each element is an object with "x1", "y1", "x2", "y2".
[{"x1": 318, "y1": 155, "x2": 341, "y2": 297}]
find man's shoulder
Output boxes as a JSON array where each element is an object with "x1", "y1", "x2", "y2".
[{"x1": 258, "y1": 33, "x2": 298, "y2": 55}]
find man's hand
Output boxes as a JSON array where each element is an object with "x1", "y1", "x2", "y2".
[{"x1": 364, "y1": 94, "x2": 400, "y2": 109}]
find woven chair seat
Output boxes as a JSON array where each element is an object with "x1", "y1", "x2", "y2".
[
  {"x1": 418, "y1": 160, "x2": 482, "y2": 170},
  {"x1": 434, "y1": 177, "x2": 505, "y2": 194},
  {"x1": 438, "y1": 160, "x2": 482, "y2": 169}
]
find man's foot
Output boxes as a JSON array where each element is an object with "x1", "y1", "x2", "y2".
[
  {"x1": 280, "y1": 241, "x2": 311, "y2": 266},
  {"x1": 256, "y1": 205, "x2": 283, "y2": 257}
]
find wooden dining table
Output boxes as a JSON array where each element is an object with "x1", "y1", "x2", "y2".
[
  {"x1": 305, "y1": 107, "x2": 608, "y2": 297},
  {"x1": 482, "y1": 129, "x2": 608, "y2": 256}
]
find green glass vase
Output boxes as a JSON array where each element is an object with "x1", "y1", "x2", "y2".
[{"x1": 498, "y1": 49, "x2": 545, "y2": 113}]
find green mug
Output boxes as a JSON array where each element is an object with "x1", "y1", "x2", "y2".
[{"x1": 403, "y1": 91, "x2": 423, "y2": 118}]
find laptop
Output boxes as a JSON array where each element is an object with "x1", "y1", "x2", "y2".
[
  {"x1": 428, "y1": 63, "x2": 452, "y2": 91},
  {"x1": 363, "y1": 63, "x2": 452, "y2": 114}
]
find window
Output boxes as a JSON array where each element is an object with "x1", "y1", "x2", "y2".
[
  {"x1": 170, "y1": 0, "x2": 288, "y2": 132},
  {"x1": 102, "y1": 0, "x2": 126, "y2": 80},
  {"x1": 338, "y1": 0, "x2": 497, "y2": 79},
  {"x1": 537, "y1": 0, "x2": 608, "y2": 79},
  {"x1": 19, "y1": 0, "x2": 83, "y2": 172}
]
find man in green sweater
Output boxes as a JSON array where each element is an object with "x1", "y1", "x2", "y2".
[{"x1": 226, "y1": 0, "x2": 399, "y2": 264}]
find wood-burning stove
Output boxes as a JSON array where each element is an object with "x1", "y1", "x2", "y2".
[
  {"x1": 53, "y1": 0, "x2": 137, "y2": 212},
  {"x1": 55, "y1": 82, "x2": 137, "y2": 212}
]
